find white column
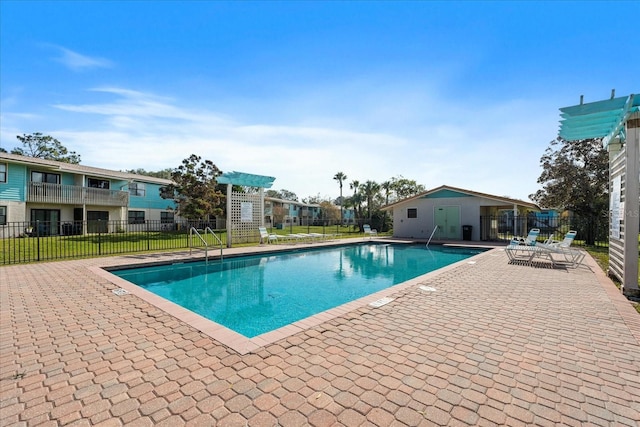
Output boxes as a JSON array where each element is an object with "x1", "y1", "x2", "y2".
[
  {"x1": 226, "y1": 183, "x2": 232, "y2": 248},
  {"x1": 622, "y1": 113, "x2": 639, "y2": 296}
]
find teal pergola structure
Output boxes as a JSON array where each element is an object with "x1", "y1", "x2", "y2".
[
  {"x1": 218, "y1": 171, "x2": 276, "y2": 248},
  {"x1": 559, "y1": 93, "x2": 640, "y2": 297}
]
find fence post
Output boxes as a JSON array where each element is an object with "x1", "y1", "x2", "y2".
[
  {"x1": 36, "y1": 220, "x2": 41, "y2": 262},
  {"x1": 98, "y1": 220, "x2": 102, "y2": 255}
]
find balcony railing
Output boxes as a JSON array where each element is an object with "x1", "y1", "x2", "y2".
[{"x1": 27, "y1": 182, "x2": 129, "y2": 207}]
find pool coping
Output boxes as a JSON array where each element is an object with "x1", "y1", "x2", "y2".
[{"x1": 91, "y1": 242, "x2": 494, "y2": 355}]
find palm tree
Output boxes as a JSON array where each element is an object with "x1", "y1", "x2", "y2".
[
  {"x1": 350, "y1": 180, "x2": 361, "y2": 223},
  {"x1": 381, "y1": 180, "x2": 392, "y2": 232},
  {"x1": 333, "y1": 172, "x2": 347, "y2": 225},
  {"x1": 362, "y1": 180, "x2": 381, "y2": 221}
]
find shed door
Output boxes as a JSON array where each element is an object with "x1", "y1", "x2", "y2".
[{"x1": 435, "y1": 206, "x2": 460, "y2": 239}]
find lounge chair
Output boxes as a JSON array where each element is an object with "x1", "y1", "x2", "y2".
[
  {"x1": 363, "y1": 224, "x2": 378, "y2": 239},
  {"x1": 509, "y1": 228, "x2": 540, "y2": 246},
  {"x1": 506, "y1": 230, "x2": 584, "y2": 268},
  {"x1": 539, "y1": 230, "x2": 577, "y2": 249},
  {"x1": 258, "y1": 227, "x2": 281, "y2": 244},
  {"x1": 505, "y1": 228, "x2": 540, "y2": 263},
  {"x1": 533, "y1": 231, "x2": 584, "y2": 267}
]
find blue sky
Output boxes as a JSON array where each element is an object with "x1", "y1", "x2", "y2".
[{"x1": 1, "y1": 1, "x2": 637, "y2": 203}]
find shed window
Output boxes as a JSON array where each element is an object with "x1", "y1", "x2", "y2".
[
  {"x1": 0, "y1": 163, "x2": 6, "y2": 183},
  {"x1": 407, "y1": 208, "x2": 417, "y2": 218},
  {"x1": 0, "y1": 206, "x2": 6, "y2": 225}
]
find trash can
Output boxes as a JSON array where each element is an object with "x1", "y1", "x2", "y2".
[
  {"x1": 462, "y1": 225, "x2": 473, "y2": 241},
  {"x1": 62, "y1": 223, "x2": 73, "y2": 236}
]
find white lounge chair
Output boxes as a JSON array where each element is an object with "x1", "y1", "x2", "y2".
[
  {"x1": 506, "y1": 230, "x2": 583, "y2": 268},
  {"x1": 258, "y1": 227, "x2": 281, "y2": 244},
  {"x1": 539, "y1": 230, "x2": 577, "y2": 249},
  {"x1": 505, "y1": 228, "x2": 541, "y2": 263},
  {"x1": 363, "y1": 224, "x2": 377, "y2": 239},
  {"x1": 534, "y1": 231, "x2": 584, "y2": 267},
  {"x1": 509, "y1": 228, "x2": 541, "y2": 246}
]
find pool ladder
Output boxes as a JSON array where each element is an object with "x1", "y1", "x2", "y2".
[
  {"x1": 426, "y1": 225, "x2": 438, "y2": 248},
  {"x1": 189, "y1": 227, "x2": 223, "y2": 262}
]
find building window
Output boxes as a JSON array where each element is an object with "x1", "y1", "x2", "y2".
[
  {"x1": 407, "y1": 208, "x2": 418, "y2": 218},
  {"x1": 0, "y1": 206, "x2": 6, "y2": 225},
  {"x1": 31, "y1": 171, "x2": 60, "y2": 184},
  {"x1": 129, "y1": 182, "x2": 146, "y2": 197},
  {"x1": 161, "y1": 212, "x2": 174, "y2": 223},
  {"x1": 87, "y1": 178, "x2": 110, "y2": 189},
  {"x1": 128, "y1": 211, "x2": 145, "y2": 224},
  {"x1": 0, "y1": 163, "x2": 6, "y2": 183}
]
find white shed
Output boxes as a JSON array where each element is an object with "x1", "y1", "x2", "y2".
[{"x1": 382, "y1": 185, "x2": 540, "y2": 241}]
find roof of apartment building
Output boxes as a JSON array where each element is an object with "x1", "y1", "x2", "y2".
[
  {"x1": 265, "y1": 196, "x2": 320, "y2": 208},
  {"x1": 1, "y1": 152, "x2": 173, "y2": 185}
]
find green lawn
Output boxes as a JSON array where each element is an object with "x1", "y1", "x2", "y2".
[{"x1": 0, "y1": 225, "x2": 372, "y2": 264}]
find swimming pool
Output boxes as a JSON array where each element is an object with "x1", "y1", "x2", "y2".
[{"x1": 111, "y1": 243, "x2": 486, "y2": 338}]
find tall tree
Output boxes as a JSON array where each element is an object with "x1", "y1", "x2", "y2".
[
  {"x1": 126, "y1": 168, "x2": 173, "y2": 179},
  {"x1": 266, "y1": 189, "x2": 298, "y2": 201},
  {"x1": 529, "y1": 137, "x2": 608, "y2": 245},
  {"x1": 349, "y1": 180, "x2": 362, "y2": 220},
  {"x1": 361, "y1": 180, "x2": 381, "y2": 220},
  {"x1": 390, "y1": 176, "x2": 425, "y2": 200},
  {"x1": 159, "y1": 154, "x2": 225, "y2": 220},
  {"x1": 333, "y1": 172, "x2": 347, "y2": 224},
  {"x1": 381, "y1": 180, "x2": 393, "y2": 231},
  {"x1": 12, "y1": 132, "x2": 81, "y2": 164}
]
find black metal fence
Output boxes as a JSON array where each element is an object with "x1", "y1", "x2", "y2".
[
  {"x1": 0, "y1": 220, "x2": 228, "y2": 265},
  {"x1": 479, "y1": 215, "x2": 609, "y2": 247},
  {"x1": 0, "y1": 216, "x2": 611, "y2": 265}
]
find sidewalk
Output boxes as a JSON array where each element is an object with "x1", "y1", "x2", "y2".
[{"x1": 1, "y1": 243, "x2": 639, "y2": 426}]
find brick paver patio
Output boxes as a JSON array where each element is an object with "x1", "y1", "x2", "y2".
[{"x1": 1, "y1": 241, "x2": 639, "y2": 426}]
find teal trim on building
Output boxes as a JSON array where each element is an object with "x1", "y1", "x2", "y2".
[
  {"x1": 0, "y1": 153, "x2": 178, "y2": 222},
  {"x1": 128, "y1": 182, "x2": 172, "y2": 209},
  {"x1": 1, "y1": 162, "x2": 26, "y2": 201},
  {"x1": 423, "y1": 189, "x2": 473, "y2": 199}
]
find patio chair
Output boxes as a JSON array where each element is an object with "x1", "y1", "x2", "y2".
[
  {"x1": 509, "y1": 228, "x2": 540, "y2": 246},
  {"x1": 363, "y1": 224, "x2": 378, "y2": 239},
  {"x1": 533, "y1": 231, "x2": 584, "y2": 267},
  {"x1": 258, "y1": 227, "x2": 280, "y2": 244},
  {"x1": 505, "y1": 228, "x2": 540, "y2": 264},
  {"x1": 539, "y1": 230, "x2": 577, "y2": 249}
]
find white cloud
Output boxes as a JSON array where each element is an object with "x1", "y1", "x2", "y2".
[
  {"x1": 50, "y1": 46, "x2": 113, "y2": 71},
  {"x1": 6, "y1": 84, "x2": 555, "y2": 202}
]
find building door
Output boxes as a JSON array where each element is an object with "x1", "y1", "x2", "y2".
[
  {"x1": 87, "y1": 211, "x2": 109, "y2": 233},
  {"x1": 434, "y1": 206, "x2": 460, "y2": 239},
  {"x1": 30, "y1": 209, "x2": 60, "y2": 236}
]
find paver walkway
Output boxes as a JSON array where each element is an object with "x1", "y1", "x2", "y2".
[{"x1": 1, "y1": 242, "x2": 639, "y2": 426}]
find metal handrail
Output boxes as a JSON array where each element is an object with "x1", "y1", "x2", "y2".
[
  {"x1": 189, "y1": 227, "x2": 223, "y2": 262},
  {"x1": 205, "y1": 227, "x2": 224, "y2": 260},
  {"x1": 426, "y1": 225, "x2": 438, "y2": 248}
]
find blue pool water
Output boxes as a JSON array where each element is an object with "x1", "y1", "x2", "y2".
[{"x1": 112, "y1": 243, "x2": 485, "y2": 338}]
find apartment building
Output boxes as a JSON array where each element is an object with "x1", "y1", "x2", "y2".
[{"x1": 0, "y1": 153, "x2": 177, "y2": 236}]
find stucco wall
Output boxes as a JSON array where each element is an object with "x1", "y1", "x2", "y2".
[{"x1": 392, "y1": 195, "x2": 507, "y2": 240}]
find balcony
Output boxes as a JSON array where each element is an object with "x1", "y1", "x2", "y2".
[{"x1": 27, "y1": 182, "x2": 129, "y2": 207}]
